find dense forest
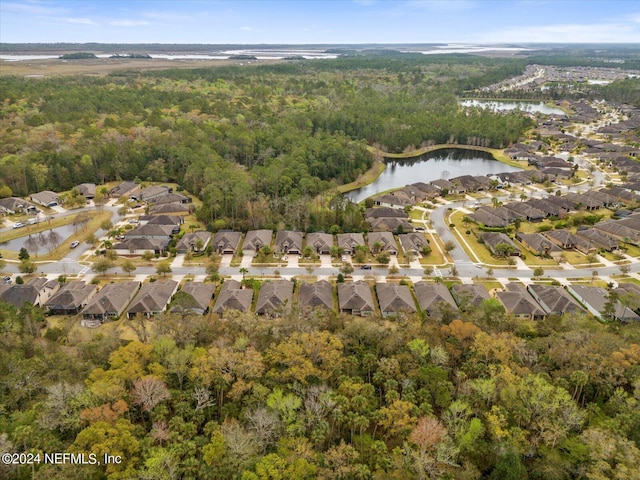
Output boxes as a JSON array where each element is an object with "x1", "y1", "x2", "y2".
[
  {"x1": 1, "y1": 297, "x2": 639, "y2": 479},
  {"x1": 0, "y1": 55, "x2": 533, "y2": 231}
]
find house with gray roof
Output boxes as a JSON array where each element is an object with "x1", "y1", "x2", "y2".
[
  {"x1": 451, "y1": 284, "x2": 490, "y2": 310},
  {"x1": 471, "y1": 208, "x2": 511, "y2": 228},
  {"x1": 176, "y1": 232, "x2": 211, "y2": 254},
  {"x1": 298, "y1": 280, "x2": 333, "y2": 310},
  {"x1": 149, "y1": 202, "x2": 195, "y2": 216},
  {"x1": 337, "y1": 233, "x2": 366, "y2": 255},
  {"x1": 125, "y1": 224, "x2": 176, "y2": 239},
  {"x1": 212, "y1": 231, "x2": 242, "y2": 255},
  {"x1": 81, "y1": 281, "x2": 141, "y2": 324},
  {"x1": 141, "y1": 215, "x2": 184, "y2": 228},
  {"x1": 213, "y1": 280, "x2": 253, "y2": 314},
  {"x1": 256, "y1": 280, "x2": 294, "y2": 316},
  {"x1": 575, "y1": 228, "x2": 619, "y2": 251},
  {"x1": 30, "y1": 190, "x2": 60, "y2": 208},
  {"x1": 113, "y1": 237, "x2": 169, "y2": 255},
  {"x1": 275, "y1": 231, "x2": 303, "y2": 255},
  {"x1": 542, "y1": 229, "x2": 579, "y2": 250},
  {"x1": 110, "y1": 181, "x2": 139, "y2": 198},
  {"x1": 44, "y1": 281, "x2": 98, "y2": 315},
  {"x1": 398, "y1": 233, "x2": 429, "y2": 256},
  {"x1": 567, "y1": 285, "x2": 639, "y2": 322},
  {"x1": 306, "y1": 232, "x2": 333, "y2": 255},
  {"x1": 615, "y1": 283, "x2": 640, "y2": 314},
  {"x1": 376, "y1": 283, "x2": 416, "y2": 318},
  {"x1": 126, "y1": 280, "x2": 179, "y2": 318},
  {"x1": 593, "y1": 222, "x2": 640, "y2": 246},
  {"x1": 0, "y1": 197, "x2": 38, "y2": 215},
  {"x1": 368, "y1": 217, "x2": 414, "y2": 232},
  {"x1": 338, "y1": 281, "x2": 375, "y2": 316},
  {"x1": 170, "y1": 282, "x2": 215, "y2": 315},
  {"x1": 242, "y1": 230, "x2": 273, "y2": 252},
  {"x1": 504, "y1": 202, "x2": 546, "y2": 222},
  {"x1": 496, "y1": 283, "x2": 546, "y2": 321},
  {"x1": 151, "y1": 193, "x2": 192, "y2": 205},
  {"x1": 526, "y1": 284, "x2": 585, "y2": 316},
  {"x1": 136, "y1": 185, "x2": 173, "y2": 202},
  {"x1": 414, "y1": 282, "x2": 458, "y2": 318},
  {"x1": 367, "y1": 232, "x2": 398, "y2": 255},
  {"x1": 77, "y1": 183, "x2": 96, "y2": 200},
  {"x1": 365, "y1": 207, "x2": 409, "y2": 220},
  {"x1": 0, "y1": 278, "x2": 60, "y2": 309}
]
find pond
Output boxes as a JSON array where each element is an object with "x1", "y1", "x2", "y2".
[
  {"x1": 460, "y1": 99, "x2": 566, "y2": 116},
  {"x1": 0, "y1": 224, "x2": 80, "y2": 253},
  {"x1": 345, "y1": 148, "x2": 522, "y2": 204}
]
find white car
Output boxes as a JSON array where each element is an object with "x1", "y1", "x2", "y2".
[
  {"x1": 70, "y1": 240, "x2": 80, "y2": 249},
  {"x1": 12, "y1": 222, "x2": 25, "y2": 229}
]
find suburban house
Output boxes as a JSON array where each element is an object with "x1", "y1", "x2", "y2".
[
  {"x1": 76, "y1": 183, "x2": 96, "y2": 200},
  {"x1": 212, "y1": 231, "x2": 242, "y2": 255},
  {"x1": 0, "y1": 278, "x2": 60, "y2": 308},
  {"x1": 482, "y1": 232, "x2": 521, "y2": 257},
  {"x1": 298, "y1": 280, "x2": 333, "y2": 310},
  {"x1": 212, "y1": 280, "x2": 253, "y2": 314},
  {"x1": 141, "y1": 215, "x2": 184, "y2": 229},
  {"x1": 337, "y1": 233, "x2": 366, "y2": 255},
  {"x1": 372, "y1": 191, "x2": 412, "y2": 209},
  {"x1": 0, "y1": 197, "x2": 38, "y2": 215},
  {"x1": 44, "y1": 281, "x2": 98, "y2": 316},
  {"x1": 242, "y1": 230, "x2": 273, "y2": 252},
  {"x1": 414, "y1": 282, "x2": 458, "y2": 318},
  {"x1": 567, "y1": 285, "x2": 640, "y2": 322},
  {"x1": 593, "y1": 222, "x2": 640, "y2": 245},
  {"x1": 30, "y1": 190, "x2": 61, "y2": 208},
  {"x1": 368, "y1": 217, "x2": 414, "y2": 232},
  {"x1": 575, "y1": 228, "x2": 619, "y2": 251},
  {"x1": 365, "y1": 207, "x2": 410, "y2": 220},
  {"x1": 496, "y1": 284, "x2": 546, "y2": 321},
  {"x1": 151, "y1": 193, "x2": 192, "y2": 205},
  {"x1": 450, "y1": 284, "x2": 490, "y2": 310},
  {"x1": 275, "y1": 231, "x2": 304, "y2": 255},
  {"x1": 176, "y1": 232, "x2": 211, "y2": 254},
  {"x1": 125, "y1": 224, "x2": 176, "y2": 239},
  {"x1": 110, "y1": 181, "x2": 140, "y2": 198},
  {"x1": 471, "y1": 208, "x2": 511, "y2": 228},
  {"x1": 126, "y1": 280, "x2": 179, "y2": 318},
  {"x1": 615, "y1": 283, "x2": 640, "y2": 314},
  {"x1": 113, "y1": 237, "x2": 169, "y2": 255},
  {"x1": 504, "y1": 203, "x2": 546, "y2": 222},
  {"x1": 338, "y1": 281, "x2": 375, "y2": 316},
  {"x1": 516, "y1": 232, "x2": 563, "y2": 257},
  {"x1": 542, "y1": 229, "x2": 579, "y2": 250},
  {"x1": 255, "y1": 280, "x2": 294, "y2": 316},
  {"x1": 306, "y1": 232, "x2": 333, "y2": 255},
  {"x1": 367, "y1": 232, "x2": 398, "y2": 255},
  {"x1": 398, "y1": 233, "x2": 429, "y2": 256},
  {"x1": 149, "y1": 202, "x2": 195, "y2": 216},
  {"x1": 135, "y1": 185, "x2": 173, "y2": 202},
  {"x1": 376, "y1": 283, "x2": 417, "y2": 318},
  {"x1": 170, "y1": 282, "x2": 215, "y2": 315},
  {"x1": 526, "y1": 284, "x2": 585, "y2": 316},
  {"x1": 81, "y1": 281, "x2": 141, "y2": 325}
]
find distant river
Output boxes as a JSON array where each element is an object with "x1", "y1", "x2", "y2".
[
  {"x1": 345, "y1": 148, "x2": 522, "y2": 203},
  {"x1": 460, "y1": 99, "x2": 566, "y2": 116}
]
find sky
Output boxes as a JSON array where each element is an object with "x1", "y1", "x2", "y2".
[{"x1": 2, "y1": 0, "x2": 640, "y2": 44}]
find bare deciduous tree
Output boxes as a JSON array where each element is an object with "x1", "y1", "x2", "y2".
[{"x1": 131, "y1": 376, "x2": 170, "y2": 412}]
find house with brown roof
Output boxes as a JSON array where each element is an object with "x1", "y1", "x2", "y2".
[
  {"x1": 126, "y1": 280, "x2": 179, "y2": 318},
  {"x1": 365, "y1": 207, "x2": 408, "y2": 219},
  {"x1": 542, "y1": 229, "x2": 578, "y2": 250},
  {"x1": 471, "y1": 208, "x2": 511, "y2": 228},
  {"x1": 504, "y1": 202, "x2": 545, "y2": 222},
  {"x1": 451, "y1": 284, "x2": 490, "y2": 310},
  {"x1": 176, "y1": 232, "x2": 211, "y2": 254},
  {"x1": 255, "y1": 280, "x2": 294, "y2": 316},
  {"x1": 575, "y1": 228, "x2": 619, "y2": 251},
  {"x1": 0, "y1": 197, "x2": 38, "y2": 215},
  {"x1": 516, "y1": 232, "x2": 562, "y2": 257},
  {"x1": 337, "y1": 233, "x2": 366, "y2": 255},
  {"x1": 368, "y1": 217, "x2": 414, "y2": 232},
  {"x1": 136, "y1": 185, "x2": 173, "y2": 202},
  {"x1": 141, "y1": 215, "x2": 184, "y2": 228},
  {"x1": 44, "y1": 281, "x2": 98, "y2": 315},
  {"x1": 593, "y1": 222, "x2": 640, "y2": 246},
  {"x1": 414, "y1": 282, "x2": 458, "y2": 318},
  {"x1": 125, "y1": 224, "x2": 176, "y2": 239},
  {"x1": 149, "y1": 203, "x2": 195, "y2": 216},
  {"x1": 81, "y1": 281, "x2": 141, "y2": 324},
  {"x1": 151, "y1": 193, "x2": 192, "y2": 205},
  {"x1": 212, "y1": 280, "x2": 253, "y2": 314},
  {"x1": 110, "y1": 181, "x2": 140, "y2": 198},
  {"x1": 212, "y1": 231, "x2": 242, "y2": 254},
  {"x1": 275, "y1": 231, "x2": 304, "y2": 255},
  {"x1": 526, "y1": 284, "x2": 585, "y2": 316},
  {"x1": 482, "y1": 232, "x2": 521, "y2": 256},
  {"x1": 242, "y1": 230, "x2": 273, "y2": 252},
  {"x1": 338, "y1": 281, "x2": 375, "y2": 316},
  {"x1": 298, "y1": 280, "x2": 333, "y2": 310},
  {"x1": 113, "y1": 237, "x2": 169, "y2": 255},
  {"x1": 306, "y1": 233, "x2": 333, "y2": 255},
  {"x1": 367, "y1": 232, "x2": 398, "y2": 255},
  {"x1": 496, "y1": 283, "x2": 546, "y2": 321},
  {"x1": 376, "y1": 283, "x2": 416, "y2": 318},
  {"x1": 170, "y1": 282, "x2": 215, "y2": 315},
  {"x1": 77, "y1": 183, "x2": 96, "y2": 200},
  {"x1": 398, "y1": 233, "x2": 429, "y2": 256}
]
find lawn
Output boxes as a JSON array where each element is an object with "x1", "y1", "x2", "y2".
[
  {"x1": 449, "y1": 210, "x2": 509, "y2": 266},
  {"x1": 419, "y1": 233, "x2": 446, "y2": 265},
  {"x1": 472, "y1": 280, "x2": 504, "y2": 292}
]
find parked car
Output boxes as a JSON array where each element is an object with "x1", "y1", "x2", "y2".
[
  {"x1": 360, "y1": 264, "x2": 372, "y2": 270},
  {"x1": 12, "y1": 222, "x2": 25, "y2": 229},
  {"x1": 2, "y1": 276, "x2": 11, "y2": 284},
  {"x1": 70, "y1": 240, "x2": 80, "y2": 249}
]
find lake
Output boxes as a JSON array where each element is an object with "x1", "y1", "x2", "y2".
[
  {"x1": 345, "y1": 148, "x2": 522, "y2": 203},
  {"x1": 460, "y1": 99, "x2": 566, "y2": 116}
]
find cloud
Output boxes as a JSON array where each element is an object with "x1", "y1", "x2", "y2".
[
  {"x1": 68, "y1": 17, "x2": 98, "y2": 26},
  {"x1": 109, "y1": 20, "x2": 151, "y2": 27},
  {"x1": 479, "y1": 22, "x2": 640, "y2": 43},
  {"x1": 402, "y1": 0, "x2": 478, "y2": 12},
  {"x1": 1, "y1": 1, "x2": 68, "y2": 15},
  {"x1": 241, "y1": 26, "x2": 254, "y2": 31}
]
